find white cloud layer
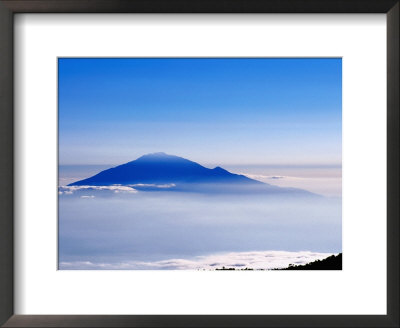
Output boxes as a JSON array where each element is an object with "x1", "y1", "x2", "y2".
[
  {"x1": 128, "y1": 183, "x2": 176, "y2": 189},
  {"x1": 59, "y1": 185, "x2": 138, "y2": 194},
  {"x1": 59, "y1": 250, "x2": 336, "y2": 270},
  {"x1": 243, "y1": 173, "x2": 291, "y2": 180},
  {"x1": 58, "y1": 183, "x2": 176, "y2": 195}
]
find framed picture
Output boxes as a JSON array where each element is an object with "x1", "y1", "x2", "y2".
[{"x1": 0, "y1": 1, "x2": 398, "y2": 327}]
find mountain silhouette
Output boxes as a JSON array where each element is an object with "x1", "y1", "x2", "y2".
[{"x1": 69, "y1": 152, "x2": 316, "y2": 196}]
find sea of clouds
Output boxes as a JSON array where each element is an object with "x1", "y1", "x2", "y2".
[
  {"x1": 58, "y1": 185, "x2": 341, "y2": 270},
  {"x1": 59, "y1": 250, "x2": 335, "y2": 270}
]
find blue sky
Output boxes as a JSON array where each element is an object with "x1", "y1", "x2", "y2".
[{"x1": 59, "y1": 58, "x2": 342, "y2": 166}]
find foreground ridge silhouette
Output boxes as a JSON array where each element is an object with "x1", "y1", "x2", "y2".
[
  {"x1": 214, "y1": 253, "x2": 342, "y2": 270},
  {"x1": 279, "y1": 253, "x2": 342, "y2": 270}
]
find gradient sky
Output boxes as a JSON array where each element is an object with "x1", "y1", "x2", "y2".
[{"x1": 59, "y1": 58, "x2": 342, "y2": 166}]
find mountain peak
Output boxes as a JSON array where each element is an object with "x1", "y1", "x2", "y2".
[
  {"x1": 149, "y1": 152, "x2": 168, "y2": 156},
  {"x1": 139, "y1": 152, "x2": 169, "y2": 158},
  {"x1": 135, "y1": 152, "x2": 182, "y2": 162}
]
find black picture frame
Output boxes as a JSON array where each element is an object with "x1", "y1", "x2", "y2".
[{"x1": 0, "y1": 1, "x2": 398, "y2": 327}]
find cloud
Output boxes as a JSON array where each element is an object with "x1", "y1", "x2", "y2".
[
  {"x1": 59, "y1": 250, "x2": 336, "y2": 270},
  {"x1": 243, "y1": 173, "x2": 289, "y2": 180},
  {"x1": 59, "y1": 185, "x2": 138, "y2": 194},
  {"x1": 59, "y1": 183, "x2": 176, "y2": 195},
  {"x1": 128, "y1": 183, "x2": 176, "y2": 189}
]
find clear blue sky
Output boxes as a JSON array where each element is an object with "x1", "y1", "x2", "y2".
[{"x1": 59, "y1": 58, "x2": 341, "y2": 166}]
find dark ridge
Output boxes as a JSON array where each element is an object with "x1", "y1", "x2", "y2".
[
  {"x1": 214, "y1": 253, "x2": 342, "y2": 271},
  {"x1": 278, "y1": 253, "x2": 342, "y2": 270}
]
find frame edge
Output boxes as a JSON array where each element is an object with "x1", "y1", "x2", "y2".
[
  {"x1": 1, "y1": 0, "x2": 399, "y2": 13},
  {"x1": 0, "y1": 1, "x2": 14, "y2": 327},
  {"x1": 1, "y1": 0, "x2": 399, "y2": 327},
  {"x1": 387, "y1": 2, "x2": 400, "y2": 326}
]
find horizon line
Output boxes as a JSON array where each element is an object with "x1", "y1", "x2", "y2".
[{"x1": 59, "y1": 162, "x2": 342, "y2": 168}]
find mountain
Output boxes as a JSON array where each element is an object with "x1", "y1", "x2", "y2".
[
  {"x1": 70, "y1": 152, "x2": 259, "y2": 186},
  {"x1": 68, "y1": 152, "x2": 316, "y2": 196}
]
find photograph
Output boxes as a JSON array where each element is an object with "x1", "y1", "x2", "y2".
[{"x1": 58, "y1": 58, "x2": 342, "y2": 270}]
